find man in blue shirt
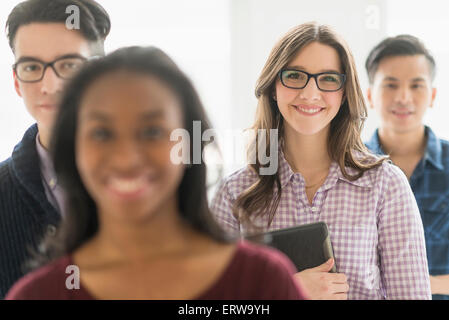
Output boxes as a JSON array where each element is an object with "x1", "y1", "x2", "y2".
[{"x1": 365, "y1": 35, "x2": 449, "y2": 299}]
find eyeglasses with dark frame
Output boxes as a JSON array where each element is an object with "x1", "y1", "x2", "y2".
[
  {"x1": 12, "y1": 55, "x2": 90, "y2": 83},
  {"x1": 279, "y1": 69, "x2": 346, "y2": 92}
]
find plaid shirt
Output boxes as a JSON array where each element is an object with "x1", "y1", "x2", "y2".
[
  {"x1": 366, "y1": 126, "x2": 449, "y2": 300},
  {"x1": 211, "y1": 149, "x2": 431, "y2": 300}
]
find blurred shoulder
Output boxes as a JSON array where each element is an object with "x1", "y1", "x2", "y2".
[
  {"x1": 236, "y1": 240, "x2": 297, "y2": 273},
  {"x1": 5, "y1": 256, "x2": 71, "y2": 300}
]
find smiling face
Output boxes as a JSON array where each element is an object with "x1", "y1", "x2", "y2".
[
  {"x1": 13, "y1": 23, "x2": 92, "y2": 147},
  {"x1": 274, "y1": 41, "x2": 344, "y2": 137},
  {"x1": 367, "y1": 54, "x2": 436, "y2": 135},
  {"x1": 75, "y1": 71, "x2": 186, "y2": 224}
]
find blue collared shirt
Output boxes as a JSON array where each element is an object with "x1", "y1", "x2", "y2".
[{"x1": 366, "y1": 126, "x2": 449, "y2": 300}]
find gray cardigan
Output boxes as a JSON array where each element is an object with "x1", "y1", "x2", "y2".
[{"x1": 0, "y1": 124, "x2": 60, "y2": 298}]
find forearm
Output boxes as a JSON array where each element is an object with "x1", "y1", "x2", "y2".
[{"x1": 430, "y1": 275, "x2": 449, "y2": 295}]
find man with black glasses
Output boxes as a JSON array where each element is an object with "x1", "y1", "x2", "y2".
[
  {"x1": 365, "y1": 35, "x2": 449, "y2": 299},
  {"x1": 0, "y1": 0, "x2": 110, "y2": 298}
]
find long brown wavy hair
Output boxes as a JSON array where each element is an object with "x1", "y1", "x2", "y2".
[{"x1": 234, "y1": 22, "x2": 387, "y2": 228}]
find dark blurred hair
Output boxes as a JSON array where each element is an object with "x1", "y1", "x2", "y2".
[
  {"x1": 6, "y1": 0, "x2": 110, "y2": 55},
  {"x1": 29, "y1": 46, "x2": 232, "y2": 268},
  {"x1": 365, "y1": 34, "x2": 436, "y2": 84}
]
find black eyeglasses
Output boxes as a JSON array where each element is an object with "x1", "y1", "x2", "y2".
[
  {"x1": 279, "y1": 69, "x2": 346, "y2": 92},
  {"x1": 13, "y1": 55, "x2": 89, "y2": 83}
]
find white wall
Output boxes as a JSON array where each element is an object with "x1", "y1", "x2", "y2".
[
  {"x1": 1, "y1": 0, "x2": 448, "y2": 177},
  {"x1": 0, "y1": 1, "x2": 35, "y2": 162}
]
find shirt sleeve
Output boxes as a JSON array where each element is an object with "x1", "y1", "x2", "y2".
[
  {"x1": 377, "y1": 164, "x2": 431, "y2": 299},
  {"x1": 210, "y1": 179, "x2": 241, "y2": 236}
]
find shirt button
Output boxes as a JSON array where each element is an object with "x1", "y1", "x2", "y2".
[
  {"x1": 49, "y1": 178, "x2": 57, "y2": 188},
  {"x1": 46, "y1": 224, "x2": 57, "y2": 237},
  {"x1": 310, "y1": 207, "x2": 318, "y2": 213}
]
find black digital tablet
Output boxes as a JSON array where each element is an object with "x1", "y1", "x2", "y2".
[{"x1": 246, "y1": 221, "x2": 337, "y2": 273}]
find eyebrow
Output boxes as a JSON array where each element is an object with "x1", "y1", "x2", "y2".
[
  {"x1": 14, "y1": 53, "x2": 86, "y2": 64},
  {"x1": 382, "y1": 76, "x2": 427, "y2": 82},
  {"x1": 411, "y1": 77, "x2": 427, "y2": 82},
  {"x1": 286, "y1": 65, "x2": 342, "y2": 73},
  {"x1": 82, "y1": 111, "x2": 110, "y2": 122},
  {"x1": 140, "y1": 109, "x2": 165, "y2": 120},
  {"x1": 382, "y1": 77, "x2": 399, "y2": 82}
]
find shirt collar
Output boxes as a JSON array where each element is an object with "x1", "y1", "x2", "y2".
[
  {"x1": 367, "y1": 126, "x2": 444, "y2": 171},
  {"x1": 278, "y1": 146, "x2": 295, "y2": 189},
  {"x1": 35, "y1": 133, "x2": 58, "y2": 190},
  {"x1": 366, "y1": 128, "x2": 386, "y2": 156},
  {"x1": 423, "y1": 126, "x2": 444, "y2": 171},
  {"x1": 334, "y1": 159, "x2": 374, "y2": 188}
]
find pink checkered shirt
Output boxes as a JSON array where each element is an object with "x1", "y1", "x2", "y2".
[{"x1": 210, "y1": 150, "x2": 431, "y2": 300}]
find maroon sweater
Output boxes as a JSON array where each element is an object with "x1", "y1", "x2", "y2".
[{"x1": 6, "y1": 241, "x2": 307, "y2": 300}]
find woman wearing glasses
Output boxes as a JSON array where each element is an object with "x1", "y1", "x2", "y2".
[{"x1": 211, "y1": 22, "x2": 431, "y2": 300}]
